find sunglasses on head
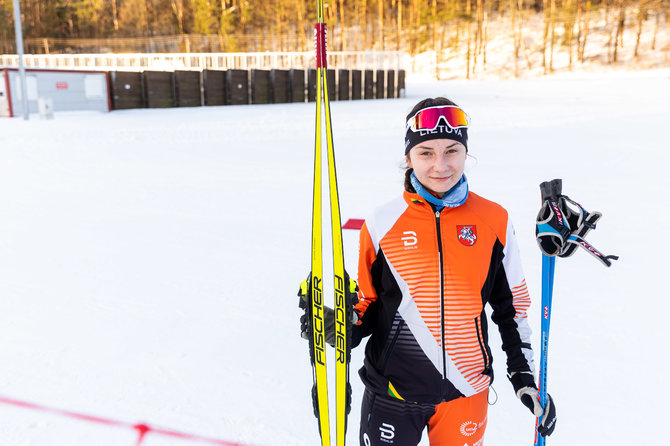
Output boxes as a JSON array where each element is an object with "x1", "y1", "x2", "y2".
[{"x1": 406, "y1": 105, "x2": 470, "y2": 132}]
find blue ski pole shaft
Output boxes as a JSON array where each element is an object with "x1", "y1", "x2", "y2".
[{"x1": 534, "y1": 254, "x2": 555, "y2": 446}]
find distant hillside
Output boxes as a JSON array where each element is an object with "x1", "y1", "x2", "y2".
[{"x1": 415, "y1": 9, "x2": 669, "y2": 79}]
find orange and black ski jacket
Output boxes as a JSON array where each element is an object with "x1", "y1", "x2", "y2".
[{"x1": 352, "y1": 190, "x2": 534, "y2": 404}]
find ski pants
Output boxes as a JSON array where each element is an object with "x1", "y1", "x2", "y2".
[{"x1": 359, "y1": 388, "x2": 488, "y2": 446}]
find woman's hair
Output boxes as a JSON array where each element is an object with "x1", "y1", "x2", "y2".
[{"x1": 404, "y1": 97, "x2": 460, "y2": 191}]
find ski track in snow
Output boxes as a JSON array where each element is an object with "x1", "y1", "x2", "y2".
[{"x1": 0, "y1": 69, "x2": 668, "y2": 445}]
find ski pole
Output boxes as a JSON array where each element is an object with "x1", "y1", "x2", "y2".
[
  {"x1": 534, "y1": 253, "x2": 554, "y2": 446},
  {"x1": 533, "y1": 178, "x2": 618, "y2": 444},
  {"x1": 534, "y1": 179, "x2": 561, "y2": 446}
]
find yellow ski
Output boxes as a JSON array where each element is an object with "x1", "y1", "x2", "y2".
[
  {"x1": 321, "y1": 31, "x2": 350, "y2": 446},
  {"x1": 310, "y1": 8, "x2": 330, "y2": 444},
  {"x1": 309, "y1": 0, "x2": 351, "y2": 444}
]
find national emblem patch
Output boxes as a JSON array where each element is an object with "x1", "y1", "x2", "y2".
[{"x1": 457, "y1": 225, "x2": 477, "y2": 246}]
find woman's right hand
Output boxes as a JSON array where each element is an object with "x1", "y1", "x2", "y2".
[{"x1": 297, "y1": 273, "x2": 359, "y2": 347}]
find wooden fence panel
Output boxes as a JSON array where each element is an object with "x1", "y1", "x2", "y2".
[
  {"x1": 175, "y1": 70, "x2": 201, "y2": 107},
  {"x1": 110, "y1": 71, "x2": 143, "y2": 110},
  {"x1": 251, "y1": 69, "x2": 271, "y2": 104},
  {"x1": 375, "y1": 70, "x2": 385, "y2": 99},
  {"x1": 227, "y1": 69, "x2": 249, "y2": 105},
  {"x1": 289, "y1": 69, "x2": 305, "y2": 103},
  {"x1": 364, "y1": 70, "x2": 374, "y2": 99},
  {"x1": 144, "y1": 71, "x2": 174, "y2": 108},
  {"x1": 203, "y1": 69, "x2": 226, "y2": 106},
  {"x1": 271, "y1": 69, "x2": 290, "y2": 103},
  {"x1": 338, "y1": 69, "x2": 350, "y2": 101}
]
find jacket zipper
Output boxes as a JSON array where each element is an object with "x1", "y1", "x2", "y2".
[
  {"x1": 434, "y1": 210, "x2": 447, "y2": 382},
  {"x1": 381, "y1": 319, "x2": 405, "y2": 373},
  {"x1": 475, "y1": 316, "x2": 491, "y2": 372}
]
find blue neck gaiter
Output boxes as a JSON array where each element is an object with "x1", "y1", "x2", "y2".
[{"x1": 410, "y1": 172, "x2": 469, "y2": 210}]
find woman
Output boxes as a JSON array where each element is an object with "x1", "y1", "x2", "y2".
[{"x1": 349, "y1": 97, "x2": 557, "y2": 445}]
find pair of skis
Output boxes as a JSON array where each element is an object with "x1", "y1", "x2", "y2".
[{"x1": 306, "y1": 1, "x2": 351, "y2": 445}]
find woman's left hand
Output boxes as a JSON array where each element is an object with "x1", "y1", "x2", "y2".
[{"x1": 510, "y1": 371, "x2": 557, "y2": 437}]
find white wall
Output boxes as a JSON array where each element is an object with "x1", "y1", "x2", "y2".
[
  {"x1": 5, "y1": 69, "x2": 109, "y2": 117},
  {"x1": 0, "y1": 70, "x2": 10, "y2": 117}
]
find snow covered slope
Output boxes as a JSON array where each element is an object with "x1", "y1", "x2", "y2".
[{"x1": 0, "y1": 69, "x2": 668, "y2": 445}]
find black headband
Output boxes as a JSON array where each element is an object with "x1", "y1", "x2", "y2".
[{"x1": 405, "y1": 125, "x2": 468, "y2": 155}]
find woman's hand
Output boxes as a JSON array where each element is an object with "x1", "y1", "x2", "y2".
[
  {"x1": 509, "y1": 371, "x2": 557, "y2": 437},
  {"x1": 298, "y1": 274, "x2": 359, "y2": 347}
]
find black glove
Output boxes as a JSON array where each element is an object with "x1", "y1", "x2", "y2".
[
  {"x1": 509, "y1": 371, "x2": 557, "y2": 437},
  {"x1": 298, "y1": 273, "x2": 359, "y2": 347}
]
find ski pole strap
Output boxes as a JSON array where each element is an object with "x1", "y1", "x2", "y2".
[
  {"x1": 535, "y1": 198, "x2": 571, "y2": 256},
  {"x1": 536, "y1": 180, "x2": 619, "y2": 267},
  {"x1": 566, "y1": 236, "x2": 619, "y2": 267}
]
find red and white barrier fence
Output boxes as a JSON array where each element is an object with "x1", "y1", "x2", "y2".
[{"x1": 0, "y1": 395, "x2": 255, "y2": 446}]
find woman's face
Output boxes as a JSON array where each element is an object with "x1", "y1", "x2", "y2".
[{"x1": 407, "y1": 139, "x2": 467, "y2": 198}]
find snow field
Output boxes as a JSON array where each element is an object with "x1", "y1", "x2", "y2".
[{"x1": 0, "y1": 69, "x2": 668, "y2": 445}]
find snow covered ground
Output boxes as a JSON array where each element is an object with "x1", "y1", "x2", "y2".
[{"x1": 0, "y1": 69, "x2": 668, "y2": 446}]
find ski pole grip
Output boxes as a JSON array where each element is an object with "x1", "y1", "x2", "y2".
[
  {"x1": 539, "y1": 179, "x2": 562, "y2": 201},
  {"x1": 314, "y1": 23, "x2": 327, "y2": 68}
]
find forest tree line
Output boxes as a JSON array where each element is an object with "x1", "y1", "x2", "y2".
[{"x1": 0, "y1": 0, "x2": 668, "y2": 67}]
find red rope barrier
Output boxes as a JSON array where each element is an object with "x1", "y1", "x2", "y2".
[{"x1": 0, "y1": 395, "x2": 255, "y2": 446}]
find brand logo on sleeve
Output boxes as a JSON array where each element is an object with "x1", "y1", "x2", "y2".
[{"x1": 457, "y1": 225, "x2": 477, "y2": 246}]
